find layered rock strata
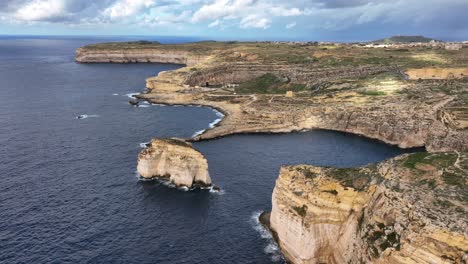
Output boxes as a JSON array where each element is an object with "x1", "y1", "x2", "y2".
[
  {"x1": 76, "y1": 48, "x2": 208, "y2": 66},
  {"x1": 265, "y1": 152, "x2": 467, "y2": 264},
  {"x1": 76, "y1": 42, "x2": 467, "y2": 152},
  {"x1": 137, "y1": 138, "x2": 211, "y2": 187}
]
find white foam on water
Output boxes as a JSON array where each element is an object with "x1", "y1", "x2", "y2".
[
  {"x1": 126, "y1": 92, "x2": 140, "y2": 98},
  {"x1": 137, "y1": 104, "x2": 150, "y2": 108},
  {"x1": 250, "y1": 211, "x2": 284, "y2": 263},
  {"x1": 142, "y1": 101, "x2": 150, "y2": 104},
  {"x1": 208, "y1": 118, "x2": 222, "y2": 128},
  {"x1": 112, "y1": 93, "x2": 119, "y2": 96},
  {"x1": 209, "y1": 186, "x2": 225, "y2": 195},
  {"x1": 192, "y1": 129, "x2": 206, "y2": 138},
  {"x1": 76, "y1": 114, "x2": 99, "y2": 119},
  {"x1": 206, "y1": 109, "x2": 225, "y2": 128},
  {"x1": 139, "y1": 142, "x2": 150, "y2": 148}
]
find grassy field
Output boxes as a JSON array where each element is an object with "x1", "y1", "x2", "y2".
[{"x1": 235, "y1": 73, "x2": 307, "y2": 94}]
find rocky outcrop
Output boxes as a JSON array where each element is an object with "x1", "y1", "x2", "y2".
[
  {"x1": 264, "y1": 152, "x2": 467, "y2": 264},
  {"x1": 75, "y1": 41, "x2": 467, "y2": 152},
  {"x1": 75, "y1": 47, "x2": 209, "y2": 66},
  {"x1": 137, "y1": 138, "x2": 211, "y2": 187}
]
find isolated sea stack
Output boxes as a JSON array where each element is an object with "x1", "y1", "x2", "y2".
[{"x1": 137, "y1": 138, "x2": 211, "y2": 187}]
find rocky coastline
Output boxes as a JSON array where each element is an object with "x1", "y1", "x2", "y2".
[
  {"x1": 262, "y1": 153, "x2": 467, "y2": 263},
  {"x1": 76, "y1": 41, "x2": 467, "y2": 263}
]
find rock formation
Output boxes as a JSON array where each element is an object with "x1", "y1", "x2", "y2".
[
  {"x1": 263, "y1": 152, "x2": 467, "y2": 264},
  {"x1": 76, "y1": 41, "x2": 467, "y2": 262},
  {"x1": 137, "y1": 138, "x2": 211, "y2": 187},
  {"x1": 76, "y1": 46, "x2": 209, "y2": 66}
]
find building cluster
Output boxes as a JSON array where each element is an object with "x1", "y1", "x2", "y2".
[{"x1": 357, "y1": 40, "x2": 465, "y2": 50}]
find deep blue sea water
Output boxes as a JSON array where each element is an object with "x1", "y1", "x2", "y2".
[{"x1": 0, "y1": 36, "x2": 414, "y2": 264}]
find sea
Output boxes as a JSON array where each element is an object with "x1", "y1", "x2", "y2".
[{"x1": 0, "y1": 36, "x2": 417, "y2": 264}]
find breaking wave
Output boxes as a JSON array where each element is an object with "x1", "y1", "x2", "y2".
[
  {"x1": 75, "y1": 114, "x2": 99, "y2": 119},
  {"x1": 250, "y1": 211, "x2": 283, "y2": 263}
]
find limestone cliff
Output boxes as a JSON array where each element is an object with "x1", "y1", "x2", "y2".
[
  {"x1": 75, "y1": 47, "x2": 209, "y2": 66},
  {"x1": 76, "y1": 41, "x2": 467, "y2": 152},
  {"x1": 137, "y1": 138, "x2": 211, "y2": 187},
  {"x1": 265, "y1": 152, "x2": 467, "y2": 264}
]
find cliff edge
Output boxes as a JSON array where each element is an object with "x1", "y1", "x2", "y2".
[
  {"x1": 264, "y1": 152, "x2": 467, "y2": 264},
  {"x1": 137, "y1": 138, "x2": 211, "y2": 187}
]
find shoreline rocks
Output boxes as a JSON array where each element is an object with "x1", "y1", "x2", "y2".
[
  {"x1": 264, "y1": 152, "x2": 467, "y2": 264},
  {"x1": 137, "y1": 138, "x2": 211, "y2": 187}
]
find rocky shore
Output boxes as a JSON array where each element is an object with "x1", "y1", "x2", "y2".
[
  {"x1": 263, "y1": 152, "x2": 467, "y2": 263},
  {"x1": 76, "y1": 41, "x2": 467, "y2": 263}
]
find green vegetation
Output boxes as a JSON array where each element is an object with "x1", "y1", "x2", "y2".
[
  {"x1": 358, "y1": 90, "x2": 387, "y2": 96},
  {"x1": 402, "y1": 152, "x2": 457, "y2": 170},
  {"x1": 442, "y1": 171, "x2": 465, "y2": 187},
  {"x1": 402, "y1": 152, "x2": 430, "y2": 169},
  {"x1": 328, "y1": 167, "x2": 380, "y2": 191},
  {"x1": 235, "y1": 73, "x2": 308, "y2": 94},
  {"x1": 162, "y1": 138, "x2": 192, "y2": 148},
  {"x1": 296, "y1": 167, "x2": 318, "y2": 179},
  {"x1": 434, "y1": 198, "x2": 455, "y2": 208},
  {"x1": 292, "y1": 205, "x2": 308, "y2": 217},
  {"x1": 417, "y1": 179, "x2": 437, "y2": 189}
]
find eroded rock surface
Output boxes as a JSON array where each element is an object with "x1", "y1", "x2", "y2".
[
  {"x1": 265, "y1": 152, "x2": 468, "y2": 264},
  {"x1": 76, "y1": 41, "x2": 468, "y2": 152},
  {"x1": 137, "y1": 138, "x2": 211, "y2": 187}
]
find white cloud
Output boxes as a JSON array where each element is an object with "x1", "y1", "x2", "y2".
[
  {"x1": 208, "y1": 19, "x2": 220, "y2": 27},
  {"x1": 103, "y1": 0, "x2": 156, "y2": 20},
  {"x1": 14, "y1": 0, "x2": 67, "y2": 21},
  {"x1": 240, "y1": 14, "x2": 270, "y2": 29},
  {"x1": 191, "y1": 0, "x2": 306, "y2": 30},
  {"x1": 286, "y1": 22, "x2": 296, "y2": 29}
]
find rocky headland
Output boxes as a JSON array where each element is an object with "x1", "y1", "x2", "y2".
[
  {"x1": 262, "y1": 152, "x2": 467, "y2": 263},
  {"x1": 77, "y1": 40, "x2": 467, "y2": 263},
  {"x1": 137, "y1": 138, "x2": 211, "y2": 187}
]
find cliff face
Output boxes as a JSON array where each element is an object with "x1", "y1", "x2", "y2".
[
  {"x1": 76, "y1": 42, "x2": 467, "y2": 152},
  {"x1": 75, "y1": 48, "x2": 208, "y2": 66},
  {"x1": 142, "y1": 69, "x2": 467, "y2": 152},
  {"x1": 137, "y1": 138, "x2": 211, "y2": 187},
  {"x1": 267, "y1": 152, "x2": 467, "y2": 264}
]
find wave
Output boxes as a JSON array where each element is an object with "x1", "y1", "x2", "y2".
[
  {"x1": 209, "y1": 118, "x2": 222, "y2": 128},
  {"x1": 208, "y1": 186, "x2": 225, "y2": 195},
  {"x1": 250, "y1": 211, "x2": 283, "y2": 263},
  {"x1": 192, "y1": 129, "x2": 206, "y2": 138},
  {"x1": 139, "y1": 142, "x2": 150, "y2": 148},
  {"x1": 126, "y1": 92, "x2": 140, "y2": 99},
  {"x1": 75, "y1": 114, "x2": 99, "y2": 119},
  {"x1": 137, "y1": 104, "x2": 150, "y2": 108},
  {"x1": 112, "y1": 93, "x2": 119, "y2": 96}
]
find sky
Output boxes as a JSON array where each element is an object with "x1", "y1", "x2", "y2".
[{"x1": 0, "y1": 0, "x2": 467, "y2": 41}]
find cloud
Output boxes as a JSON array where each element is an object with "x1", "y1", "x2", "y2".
[
  {"x1": 240, "y1": 14, "x2": 270, "y2": 29},
  {"x1": 103, "y1": 0, "x2": 156, "y2": 20},
  {"x1": 286, "y1": 22, "x2": 296, "y2": 29},
  {"x1": 192, "y1": 0, "x2": 307, "y2": 30},
  {"x1": 208, "y1": 19, "x2": 220, "y2": 27},
  {"x1": 14, "y1": 0, "x2": 67, "y2": 21}
]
